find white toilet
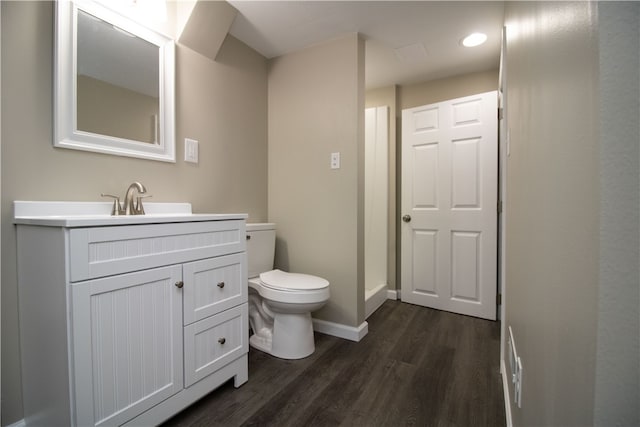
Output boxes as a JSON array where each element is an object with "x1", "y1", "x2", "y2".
[{"x1": 246, "y1": 223, "x2": 330, "y2": 359}]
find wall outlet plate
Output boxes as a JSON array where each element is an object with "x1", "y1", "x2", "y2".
[
  {"x1": 515, "y1": 357, "x2": 523, "y2": 408},
  {"x1": 331, "y1": 152, "x2": 340, "y2": 169}
]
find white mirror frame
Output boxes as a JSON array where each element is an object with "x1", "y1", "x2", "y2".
[{"x1": 55, "y1": 0, "x2": 175, "y2": 162}]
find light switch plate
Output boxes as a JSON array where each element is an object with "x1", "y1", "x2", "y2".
[{"x1": 184, "y1": 138, "x2": 199, "y2": 163}]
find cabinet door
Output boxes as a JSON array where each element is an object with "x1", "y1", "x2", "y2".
[
  {"x1": 71, "y1": 265, "x2": 183, "y2": 427},
  {"x1": 183, "y1": 253, "x2": 247, "y2": 325}
]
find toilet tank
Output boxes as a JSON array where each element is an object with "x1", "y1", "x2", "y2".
[{"x1": 246, "y1": 223, "x2": 276, "y2": 278}]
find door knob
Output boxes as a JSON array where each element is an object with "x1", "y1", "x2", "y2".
[{"x1": 402, "y1": 215, "x2": 412, "y2": 223}]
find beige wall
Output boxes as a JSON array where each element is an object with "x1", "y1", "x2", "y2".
[
  {"x1": 77, "y1": 75, "x2": 159, "y2": 143},
  {"x1": 503, "y1": 4, "x2": 640, "y2": 423},
  {"x1": 365, "y1": 85, "x2": 397, "y2": 290},
  {"x1": 503, "y1": 2, "x2": 601, "y2": 425},
  {"x1": 398, "y1": 69, "x2": 498, "y2": 111},
  {"x1": 268, "y1": 34, "x2": 365, "y2": 327},
  {"x1": 0, "y1": 2, "x2": 268, "y2": 424}
]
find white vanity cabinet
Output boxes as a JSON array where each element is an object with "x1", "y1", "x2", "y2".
[{"x1": 14, "y1": 207, "x2": 248, "y2": 427}]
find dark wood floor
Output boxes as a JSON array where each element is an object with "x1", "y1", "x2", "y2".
[{"x1": 163, "y1": 300, "x2": 506, "y2": 427}]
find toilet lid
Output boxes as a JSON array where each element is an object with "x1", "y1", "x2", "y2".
[{"x1": 259, "y1": 269, "x2": 329, "y2": 291}]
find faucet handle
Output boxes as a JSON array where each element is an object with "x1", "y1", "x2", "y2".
[
  {"x1": 134, "y1": 194, "x2": 152, "y2": 215},
  {"x1": 101, "y1": 193, "x2": 123, "y2": 216}
]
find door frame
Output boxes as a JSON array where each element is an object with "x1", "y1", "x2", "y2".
[{"x1": 498, "y1": 24, "x2": 510, "y2": 416}]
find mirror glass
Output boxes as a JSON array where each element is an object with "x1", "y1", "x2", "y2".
[
  {"x1": 76, "y1": 10, "x2": 159, "y2": 143},
  {"x1": 55, "y1": 0, "x2": 175, "y2": 162}
]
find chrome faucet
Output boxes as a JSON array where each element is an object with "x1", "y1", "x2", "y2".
[{"x1": 123, "y1": 182, "x2": 147, "y2": 215}]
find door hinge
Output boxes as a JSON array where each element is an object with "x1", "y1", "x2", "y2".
[
  {"x1": 498, "y1": 107, "x2": 504, "y2": 120},
  {"x1": 497, "y1": 293, "x2": 502, "y2": 305},
  {"x1": 498, "y1": 200, "x2": 503, "y2": 214}
]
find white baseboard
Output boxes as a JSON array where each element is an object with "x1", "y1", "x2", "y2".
[
  {"x1": 501, "y1": 359, "x2": 513, "y2": 427},
  {"x1": 312, "y1": 318, "x2": 368, "y2": 342},
  {"x1": 7, "y1": 419, "x2": 26, "y2": 427},
  {"x1": 365, "y1": 285, "x2": 389, "y2": 319},
  {"x1": 387, "y1": 289, "x2": 398, "y2": 300}
]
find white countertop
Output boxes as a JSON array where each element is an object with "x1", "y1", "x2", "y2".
[{"x1": 13, "y1": 201, "x2": 247, "y2": 227}]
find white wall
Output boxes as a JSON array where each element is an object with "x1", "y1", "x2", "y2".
[
  {"x1": 364, "y1": 107, "x2": 388, "y2": 293},
  {"x1": 365, "y1": 86, "x2": 397, "y2": 291}
]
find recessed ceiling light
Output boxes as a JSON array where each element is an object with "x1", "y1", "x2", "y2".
[{"x1": 461, "y1": 32, "x2": 487, "y2": 47}]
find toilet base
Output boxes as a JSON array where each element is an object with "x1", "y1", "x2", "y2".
[
  {"x1": 250, "y1": 312, "x2": 316, "y2": 360},
  {"x1": 249, "y1": 333, "x2": 272, "y2": 355}
]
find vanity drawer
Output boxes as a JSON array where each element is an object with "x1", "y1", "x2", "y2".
[
  {"x1": 183, "y1": 253, "x2": 247, "y2": 325},
  {"x1": 69, "y1": 220, "x2": 246, "y2": 282},
  {"x1": 184, "y1": 303, "x2": 248, "y2": 387}
]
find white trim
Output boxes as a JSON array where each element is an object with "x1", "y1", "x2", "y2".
[
  {"x1": 6, "y1": 420, "x2": 26, "y2": 427},
  {"x1": 498, "y1": 23, "x2": 509, "y2": 381},
  {"x1": 312, "y1": 318, "x2": 368, "y2": 342},
  {"x1": 501, "y1": 359, "x2": 514, "y2": 427},
  {"x1": 365, "y1": 284, "x2": 388, "y2": 318},
  {"x1": 387, "y1": 289, "x2": 398, "y2": 300}
]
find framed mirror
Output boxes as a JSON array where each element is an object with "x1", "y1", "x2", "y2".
[{"x1": 55, "y1": 0, "x2": 175, "y2": 162}]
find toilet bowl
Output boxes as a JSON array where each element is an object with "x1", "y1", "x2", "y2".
[{"x1": 246, "y1": 224, "x2": 330, "y2": 359}]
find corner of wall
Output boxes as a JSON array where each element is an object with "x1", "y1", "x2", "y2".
[{"x1": 267, "y1": 33, "x2": 364, "y2": 328}]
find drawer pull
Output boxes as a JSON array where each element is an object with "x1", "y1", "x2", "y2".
[
  {"x1": 175, "y1": 281, "x2": 184, "y2": 289},
  {"x1": 218, "y1": 337, "x2": 226, "y2": 345},
  {"x1": 217, "y1": 281, "x2": 225, "y2": 289}
]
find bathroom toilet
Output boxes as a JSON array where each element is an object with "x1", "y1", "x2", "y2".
[{"x1": 246, "y1": 223, "x2": 330, "y2": 359}]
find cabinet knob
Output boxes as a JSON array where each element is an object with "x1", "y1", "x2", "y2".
[
  {"x1": 175, "y1": 281, "x2": 184, "y2": 289},
  {"x1": 218, "y1": 337, "x2": 226, "y2": 345},
  {"x1": 217, "y1": 281, "x2": 225, "y2": 289}
]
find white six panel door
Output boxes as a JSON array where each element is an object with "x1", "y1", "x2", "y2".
[{"x1": 401, "y1": 91, "x2": 497, "y2": 320}]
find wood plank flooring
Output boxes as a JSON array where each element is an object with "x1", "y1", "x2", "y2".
[{"x1": 163, "y1": 300, "x2": 506, "y2": 427}]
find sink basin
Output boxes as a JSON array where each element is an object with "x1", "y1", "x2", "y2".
[{"x1": 13, "y1": 201, "x2": 247, "y2": 227}]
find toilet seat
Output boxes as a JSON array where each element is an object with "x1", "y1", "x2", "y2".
[
  {"x1": 249, "y1": 270, "x2": 330, "y2": 305},
  {"x1": 259, "y1": 269, "x2": 329, "y2": 292}
]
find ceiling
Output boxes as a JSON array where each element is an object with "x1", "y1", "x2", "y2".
[{"x1": 227, "y1": 1, "x2": 505, "y2": 89}]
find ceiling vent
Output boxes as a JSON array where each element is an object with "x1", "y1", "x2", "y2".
[{"x1": 394, "y1": 42, "x2": 428, "y2": 63}]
